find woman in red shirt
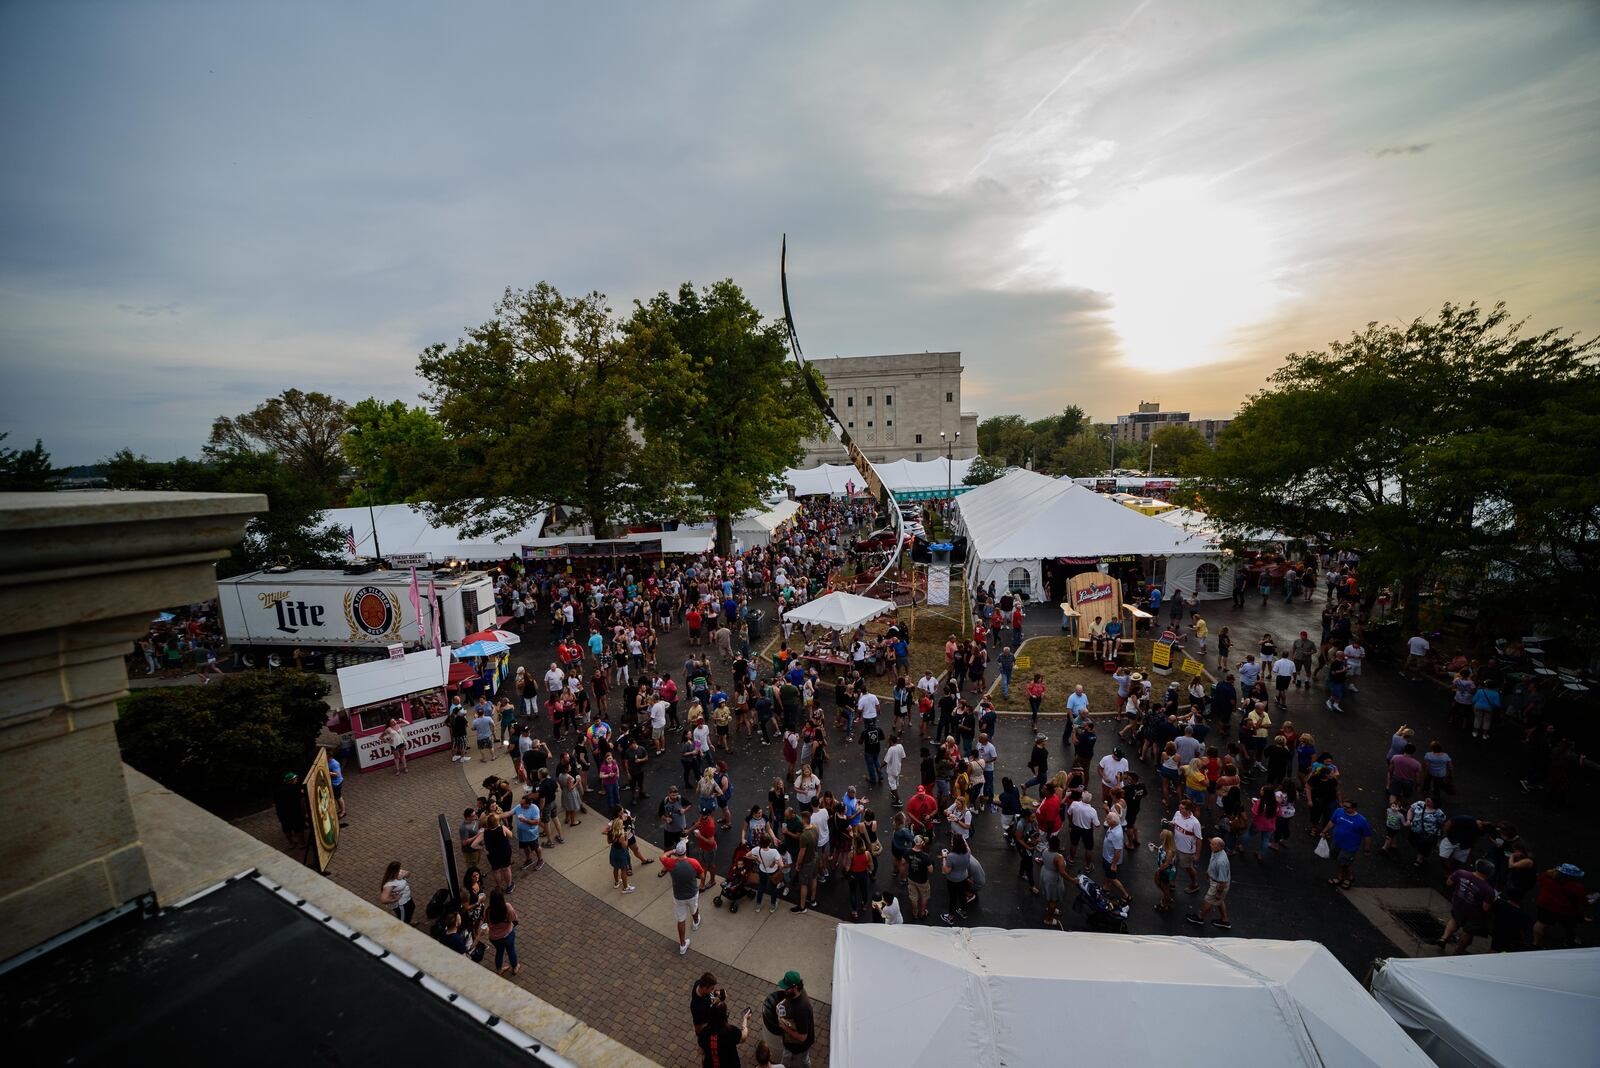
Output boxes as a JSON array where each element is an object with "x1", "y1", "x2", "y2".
[{"x1": 1026, "y1": 675, "x2": 1047, "y2": 731}]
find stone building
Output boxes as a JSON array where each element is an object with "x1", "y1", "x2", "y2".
[
  {"x1": 800, "y1": 351, "x2": 979, "y2": 465},
  {"x1": 1114, "y1": 401, "x2": 1232, "y2": 445}
]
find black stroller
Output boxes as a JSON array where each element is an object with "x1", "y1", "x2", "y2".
[{"x1": 1072, "y1": 872, "x2": 1130, "y2": 932}]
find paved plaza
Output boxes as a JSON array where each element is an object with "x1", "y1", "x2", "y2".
[{"x1": 237, "y1": 582, "x2": 1594, "y2": 1065}]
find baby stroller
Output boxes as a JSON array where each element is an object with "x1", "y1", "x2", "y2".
[
  {"x1": 1072, "y1": 872, "x2": 1130, "y2": 933},
  {"x1": 711, "y1": 843, "x2": 760, "y2": 913}
]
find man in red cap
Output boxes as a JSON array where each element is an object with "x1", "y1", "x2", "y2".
[{"x1": 905, "y1": 783, "x2": 937, "y2": 835}]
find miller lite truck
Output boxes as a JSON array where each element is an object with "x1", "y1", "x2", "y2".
[{"x1": 216, "y1": 566, "x2": 498, "y2": 669}]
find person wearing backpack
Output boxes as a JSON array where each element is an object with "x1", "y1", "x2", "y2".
[{"x1": 762, "y1": 971, "x2": 814, "y2": 1067}]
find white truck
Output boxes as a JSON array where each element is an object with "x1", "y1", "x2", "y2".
[{"x1": 216, "y1": 567, "x2": 499, "y2": 669}]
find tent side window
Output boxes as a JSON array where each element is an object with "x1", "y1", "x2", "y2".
[
  {"x1": 1006, "y1": 567, "x2": 1032, "y2": 595},
  {"x1": 1195, "y1": 562, "x2": 1221, "y2": 593}
]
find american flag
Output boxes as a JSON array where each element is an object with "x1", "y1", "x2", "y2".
[{"x1": 345, "y1": 525, "x2": 358, "y2": 556}]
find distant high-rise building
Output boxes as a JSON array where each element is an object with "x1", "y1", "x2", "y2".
[
  {"x1": 1114, "y1": 401, "x2": 1231, "y2": 445},
  {"x1": 799, "y1": 351, "x2": 978, "y2": 465}
]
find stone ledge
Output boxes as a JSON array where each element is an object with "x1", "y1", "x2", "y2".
[{"x1": 126, "y1": 765, "x2": 655, "y2": 1067}]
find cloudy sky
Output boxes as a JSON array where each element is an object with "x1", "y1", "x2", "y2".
[{"x1": 3, "y1": 1, "x2": 1597, "y2": 464}]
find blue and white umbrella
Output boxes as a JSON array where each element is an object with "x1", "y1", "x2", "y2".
[
  {"x1": 452, "y1": 640, "x2": 510, "y2": 659},
  {"x1": 151, "y1": 612, "x2": 176, "y2": 623}
]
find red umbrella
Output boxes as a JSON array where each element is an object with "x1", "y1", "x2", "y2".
[
  {"x1": 447, "y1": 663, "x2": 479, "y2": 685},
  {"x1": 462, "y1": 628, "x2": 521, "y2": 646}
]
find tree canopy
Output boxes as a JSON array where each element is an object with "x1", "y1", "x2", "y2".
[
  {"x1": 627, "y1": 280, "x2": 824, "y2": 554},
  {"x1": 207, "y1": 388, "x2": 349, "y2": 502},
  {"x1": 0, "y1": 433, "x2": 56, "y2": 490},
  {"x1": 341, "y1": 398, "x2": 453, "y2": 507},
  {"x1": 1147, "y1": 424, "x2": 1209, "y2": 475},
  {"x1": 1187, "y1": 301, "x2": 1600, "y2": 634},
  {"x1": 414, "y1": 282, "x2": 673, "y2": 540}
]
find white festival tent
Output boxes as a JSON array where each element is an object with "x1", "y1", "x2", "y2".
[
  {"x1": 326, "y1": 503, "x2": 549, "y2": 564},
  {"x1": 1368, "y1": 948, "x2": 1600, "y2": 1068},
  {"x1": 730, "y1": 498, "x2": 802, "y2": 549},
  {"x1": 785, "y1": 456, "x2": 975, "y2": 498},
  {"x1": 326, "y1": 503, "x2": 714, "y2": 563},
  {"x1": 953, "y1": 469, "x2": 1230, "y2": 601},
  {"x1": 832, "y1": 927, "x2": 1435, "y2": 1068},
  {"x1": 1156, "y1": 506, "x2": 1291, "y2": 548},
  {"x1": 780, "y1": 590, "x2": 895, "y2": 632}
]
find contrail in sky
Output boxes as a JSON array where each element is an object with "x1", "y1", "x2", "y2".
[{"x1": 966, "y1": 0, "x2": 1157, "y2": 181}]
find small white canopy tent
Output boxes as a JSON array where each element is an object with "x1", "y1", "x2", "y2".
[
  {"x1": 832, "y1": 927, "x2": 1434, "y2": 1068},
  {"x1": 953, "y1": 469, "x2": 1229, "y2": 601},
  {"x1": 1157, "y1": 506, "x2": 1290, "y2": 547},
  {"x1": 1369, "y1": 948, "x2": 1600, "y2": 1068},
  {"x1": 731, "y1": 498, "x2": 802, "y2": 549},
  {"x1": 780, "y1": 591, "x2": 895, "y2": 632}
]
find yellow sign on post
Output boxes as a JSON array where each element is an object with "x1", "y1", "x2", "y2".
[
  {"x1": 1014, "y1": 655, "x2": 1031, "y2": 671},
  {"x1": 1180, "y1": 654, "x2": 1204, "y2": 676},
  {"x1": 1151, "y1": 642, "x2": 1173, "y2": 669}
]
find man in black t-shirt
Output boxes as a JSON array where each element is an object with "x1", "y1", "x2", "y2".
[
  {"x1": 904, "y1": 835, "x2": 933, "y2": 920},
  {"x1": 861, "y1": 721, "x2": 884, "y2": 787},
  {"x1": 690, "y1": 972, "x2": 718, "y2": 1038}
]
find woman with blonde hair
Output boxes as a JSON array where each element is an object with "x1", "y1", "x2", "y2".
[
  {"x1": 1152, "y1": 827, "x2": 1178, "y2": 911},
  {"x1": 605, "y1": 816, "x2": 637, "y2": 893}
]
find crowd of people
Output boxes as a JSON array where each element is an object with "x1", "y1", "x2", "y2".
[{"x1": 350, "y1": 519, "x2": 1591, "y2": 1066}]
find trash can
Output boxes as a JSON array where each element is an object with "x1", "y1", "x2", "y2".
[{"x1": 744, "y1": 607, "x2": 764, "y2": 642}]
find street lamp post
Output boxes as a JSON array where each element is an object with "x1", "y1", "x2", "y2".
[
  {"x1": 941, "y1": 429, "x2": 960, "y2": 502},
  {"x1": 1148, "y1": 440, "x2": 1158, "y2": 477}
]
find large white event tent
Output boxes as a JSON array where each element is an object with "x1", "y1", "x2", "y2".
[
  {"x1": 326, "y1": 503, "x2": 714, "y2": 564},
  {"x1": 1369, "y1": 948, "x2": 1600, "y2": 1068},
  {"x1": 832, "y1": 927, "x2": 1434, "y2": 1068},
  {"x1": 780, "y1": 591, "x2": 895, "y2": 632},
  {"x1": 953, "y1": 469, "x2": 1228, "y2": 601},
  {"x1": 785, "y1": 457, "x2": 975, "y2": 498}
]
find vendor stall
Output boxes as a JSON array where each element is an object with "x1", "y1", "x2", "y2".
[{"x1": 337, "y1": 649, "x2": 452, "y2": 772}]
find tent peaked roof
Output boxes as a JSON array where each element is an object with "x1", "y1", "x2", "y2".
[
  {"x1": 781, "y1": 590, "x2": 895, "y2": 631},
  {"x1": 955, "y1": 469, "x2": 1215, "y2": 561},
  {"x1": 1370, "y1": 947, "x2": 1600, "y2": 1068},
  {"x1": 832, "y1": 927, "x2": 1433, "y2": 1068}
]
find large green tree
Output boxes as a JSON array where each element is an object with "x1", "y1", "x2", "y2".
[
  {"x1": 627, "y1": 280, "x2": 823, "y2": 555},
  {"x1": 342, "y1": 398, "x2": 454, "y2": 506},
  {"x1": 976, "y1": 414, "x2": 1034, "y2": 467},
  {"x1": 208, "y1": 388, "x2": 350, "y2": 503},
  {"x1": 1147, "y1": 424, "x2": 1209, "y2": 475},
  {"x1": 416, "y1": 283, "x2": 671, "y2": 540},
  {"x1": 1189, "y1": 302, "x2": 1600, "y2": 633},
  {"x1": 0, "y1": 433, "x2": 56, "y2": 490}
]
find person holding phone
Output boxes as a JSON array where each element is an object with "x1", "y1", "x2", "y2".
[{"x1": 697, "y1": 997, "x2": 749, "y2": 1067}]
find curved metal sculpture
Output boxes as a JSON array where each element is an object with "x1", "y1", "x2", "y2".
[{"x1": 780, "y1": 236, "x2": 907, "y2": 595}]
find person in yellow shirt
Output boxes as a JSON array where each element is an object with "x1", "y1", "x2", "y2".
[{"x1": 1192, "y1": 615, "x2": 1210, "y2": 655}]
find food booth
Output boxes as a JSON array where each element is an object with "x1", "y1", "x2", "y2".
[{"x1": 336, "y1": 648, "x2": 453, "y2": 772}]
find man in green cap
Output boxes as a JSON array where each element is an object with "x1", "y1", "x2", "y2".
[{"x1": 773, "y1": 971, "x2": 814, "y2": 1067}]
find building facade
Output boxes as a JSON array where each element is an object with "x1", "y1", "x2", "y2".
[
  {"x1": 799, "y1": 351, "x2": 979, "y2": 465},
  {"x1": 1114, "y1": 401, "x2": 1231, "y2": 445}
]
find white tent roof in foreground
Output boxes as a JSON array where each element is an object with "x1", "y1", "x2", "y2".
[
  {"x1": 832, "y1": 927, "x2": 1434, "y2": 1068},
  {"x1": 956, "y1": 469, "x2": 1217, "y2": 561},
  {"x1": 780, "y1": 591, "x2": 896, "y2": 631},
  {"x1": 785, "y1": 456, "x2": 975, "y2": 497},
  {"x1": 1369, "y1": 947, "x2": 1600, "y2": 1068}
]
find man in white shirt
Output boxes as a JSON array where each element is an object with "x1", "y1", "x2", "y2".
[
  {"x1": 883, "y1": 734, "x2": 907, "y2": 808},
  {"x1": 649, "y1": 698, "x2": 669, "y2": 753},
  {"x1": 1406, "y1": 633, "x2": 1431, "y2": 674},
  {"x1": 1271, "y1": 653, "x2": 1296, "y2": 708},
  {"x1": 808, "y1": 805, "x2": 830, "y2": 879},
  {"x1": 1343, "y1": 640, "x2": 1364, "y2": 692},
  {"x1": 1097, "y1": 746, "x2": 1129, "y2": 803},
  {"x1": 1170, "y1": 799, "x2": 1204, "y2": 893},
  {"x1": 1065, "y1": 789, "x2": 1101, "y2": 869},
  {"x1": 857, "y1": 690, "x2": 880, "y2": 724},
  {"x1": 691, "y1": 715, "x2": 712, "y2": 756},
  {"x1": 917, "y1": 670, "x2": 939, "y2": 698},
  {"x1": 544, "y1": 663, "x2": 566, "y2": 700}
]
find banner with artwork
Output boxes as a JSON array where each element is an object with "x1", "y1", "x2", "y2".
[
  {"x1": 928, "y1": 565, "x2": 951, "y2": 606},
  {"x1": 304, "y1": 748, "x2": 340, "y2": 873}
]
